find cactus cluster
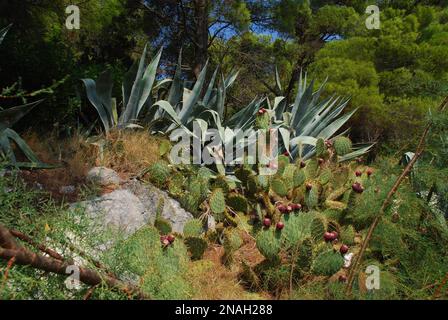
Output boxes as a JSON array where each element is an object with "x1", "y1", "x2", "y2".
[{"x1": 144, "y1": 136, "x2": 374, "y2": 294}]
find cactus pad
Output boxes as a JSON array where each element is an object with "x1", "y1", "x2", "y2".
[
  {"x1": 210, "y1": 188, "x2": 226, "y2": 214},
  {"x1": 333, "y1": 136, "x2": 352, "y2": 156}
]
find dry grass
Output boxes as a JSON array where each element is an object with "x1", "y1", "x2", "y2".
[
  {"x1": 98, "y1": 130, "x2": 161, "y2": 177},
  {"x1": 21, "y1": 129, "x2": 163, "y2": 200},
  {"x1": 187, "y1": 245, "x2": 266, "y2": 300}
]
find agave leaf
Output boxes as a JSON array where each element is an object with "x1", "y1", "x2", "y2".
[
  {"x1": 122, "y1": 61, "x2": 139, "y2": 111},
  {"x1": 298, "y1": 95, "x2": 340, "y2": 136},
  {"x1": 0, "y1": 100, "x2": 43, "y2": 132},
  {"x1": 291, "y1": 79, "x2": 315, "y2": 128},
  {"x1": 317, "y1": 108, "x2": 357, "y2": 139},
  {"x1": 195, "y1": 118, "x2": 208, "y2": 143},
  {"x1": 0, "y1": 24, "x2": 12, "y2": 44},
  {"x1": 6, "y1": 162, "x2": 58, "y2": 169},
  {"x1": 4, "y1": 128, "x2": 41, "y2": 163},
  {"x1": 120, "y1": 44, "x2": 149, "y2": 124},
  {"x1": 274, "y1": 96, "x2": 286, "y2": 119},
  {"x1": 95, "y1": 70, "x2": 113, "y2": 116},
  {"x1": 179, "y1": 60, "x2": 208, "y2": 124},
  {"x1": 203, "y1": 67, "x2": 218, "y2": 106},
  {"x1": 275, "y1": 65, "x2": 282, "y2": 92},
  {"x1": 1, "y1": 128, "x2": 57, "y2": 168},
  {"x1": 290, "y1": 136, "x2": 317, "y2": 148},
  {"x1": 81, "y1": 78, "x2": 112, "y2": 132},
  {"x1": 216, "y1": 73, "x2": 226, "y2": 119},
  {"x1": 0, "y1": 132, "x2": 15, "y2": 162},
  {"x1": 338, "y1": 145, "x2": 374, "y2": 162},
  {"x1": 136, "y1": 47, "x2": 163, "y2": 117},
  {"x1": 153, "y1": 100, "x2": 183, "y2": 127},
  {"x1": 111, "y1": 98, "x2": 118, "y2": 125},
  {"x1": 224, "y1": 69, "x2": 239, "y2": 89}
]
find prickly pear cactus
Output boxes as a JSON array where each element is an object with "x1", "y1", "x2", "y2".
[
  {"x1": 293, "y1": 168, "x2": 306, "y2": 187},
  {"x1": 311, "y1": 247, "x2": 344, "y2": 276},
  {"x1": 333, "y1": 136, "x2": 352, "y2": 156},
  {"x1": 256, "y1": 228, "x2": 281, "y2": 261},
  {"x1": 316, "y1": 138, "x2": 326, "y2": 157},
  {"x1": 183, "y1": 218, "x2": 203, "y2": 237},
  {"x1": 271, "y1": 178, "x2": 288, "y2": 197},
  {"x1": 227, "y1": 193, "x2": 248, "y2": 213},
  {"x1": 255, "y1": 111, "x2": 270, "y2": 130},
  {"x1": 305, "y1": 184, "x2": 319, "y2": 209},
  {"x1": 154, "y1": 217, "x2": 172, "y2": 235},
  {"x1": 168, "y1": 173, "x2": 185, "y2": 196},
  {"x1": 180, "y1": 193, "x2": 200, "y2": 216},
  {"x1": 223, "y1": 228, "x2": 243, "y2": 265},
  {"x1": 210, "y1": 188, "x2": 226, "y2": 214},
  {"x1": 148, "y1": 160, "x2": 171, "y2": 188},
  {"x1": 184, "y1": 236, "x2": 208, "y2": 260}
]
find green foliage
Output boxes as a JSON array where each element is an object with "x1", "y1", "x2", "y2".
[
  {"x1": 271, "y1": 178, "x2": 288, "y2": 197},
  {"x1": 311, "y1": 248, "x2": 344, "y2": 276},
  {"x1": 184, "y1": 236, "x2": 208, "y2": 261},
  {"x1": 147, "y1": 160, "x2": 171, "y2": 188},
  {"x1": 210, "y1": 188, "x2": 226, "y2": 214},
  {"x1": 183, "y1": 219, "x2": 203, "y2": 237},
  {"x1": 227, "y1": 193, "x2": 248, "y2": 213},
  {"x1": 82, "y1": 45, "x2": 162, "y2": 132},
  {"x1": 154, "y1": 217, "x2": 172, "y2": 235},
  {"x1": 223, "y1": 228, "x2": 243, "y2": 265},
  {"x1": 0, "y1": 26, "x2": 51, "y2": 169},
  {"x1": 256, "y1": 228, "x2": 281, "y2": 262},
  {"x1": 333, "y1": 136, "x2": 353, "y2": 156}
]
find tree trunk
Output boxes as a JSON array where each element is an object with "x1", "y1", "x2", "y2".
[{"x1": 193, "y1": 0, "x2": 209, "y2": 78}]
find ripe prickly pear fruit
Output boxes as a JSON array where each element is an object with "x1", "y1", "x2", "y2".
[
  {"x1": 340, "y1": 244, "x2": 349, "y2": 254},
  {"x1": 263, "y1": 218, "x2": 271, "y2": 228},
  {"x1": 276, "y1": 222, "x2": 285, "y2": 230},
  {"x1": 352, "y1": 182, "x2": 364, "y2": 194},
  {"x1": 167, "y1": 234, "x2": 175, "y2": 243},
  {"x1": 324, "y1": 232, "x2": 333, "y2": 242},
  {"x1": 366, "y1": 168, "x2": 374, "y2": 176},
  {"x1": 355, "y1": 170, "x2": 362, "y2": 177}
]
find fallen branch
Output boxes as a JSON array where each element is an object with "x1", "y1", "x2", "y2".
[
  {"x1": 345, "y1": 96, "x2": 448, "y2": 295},
  {"x1": 9, "y1": 229, "x2": 65, "y2": 262},
  {"x1": 0, "y1": 257, "x2": 15, "y2": 293},
  {"x1": 0, "y1": 224, "x2": 149, "y2": 299}
]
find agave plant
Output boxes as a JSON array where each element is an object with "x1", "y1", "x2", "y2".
[
  {"x1": 82, "y1": 44, "x2": 162, "y2": 133},
  {"x1": 0, "y1": 25, "x2": 51, "y2": 169},
  {"x1": 217, "y1": 71, "x2": 373, "y2": 162},
  {"x1": 151, "y1": 52, "x2": 239, "y2": 136}
]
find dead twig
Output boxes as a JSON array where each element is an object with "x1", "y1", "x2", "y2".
[
  {"x1": 9, "y1": 229, "x2": 65, "y2": 261},
  {"x1": 83, "y1": 284, "x2": 98, "y2": 300},
  {"x1": 0, "y1": 257, "x2": 15, "y2": 293}
]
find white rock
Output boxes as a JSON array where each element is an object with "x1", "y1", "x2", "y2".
[
  {"x1": 123, "y1": 179, "x2": 194, "y2": 233},
  {"x1": 72, "y1": 189, "x2": 149, "y2": 236},
  {"x1": 86, "y1": 167, "x2": 121, "y2": 186}
]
